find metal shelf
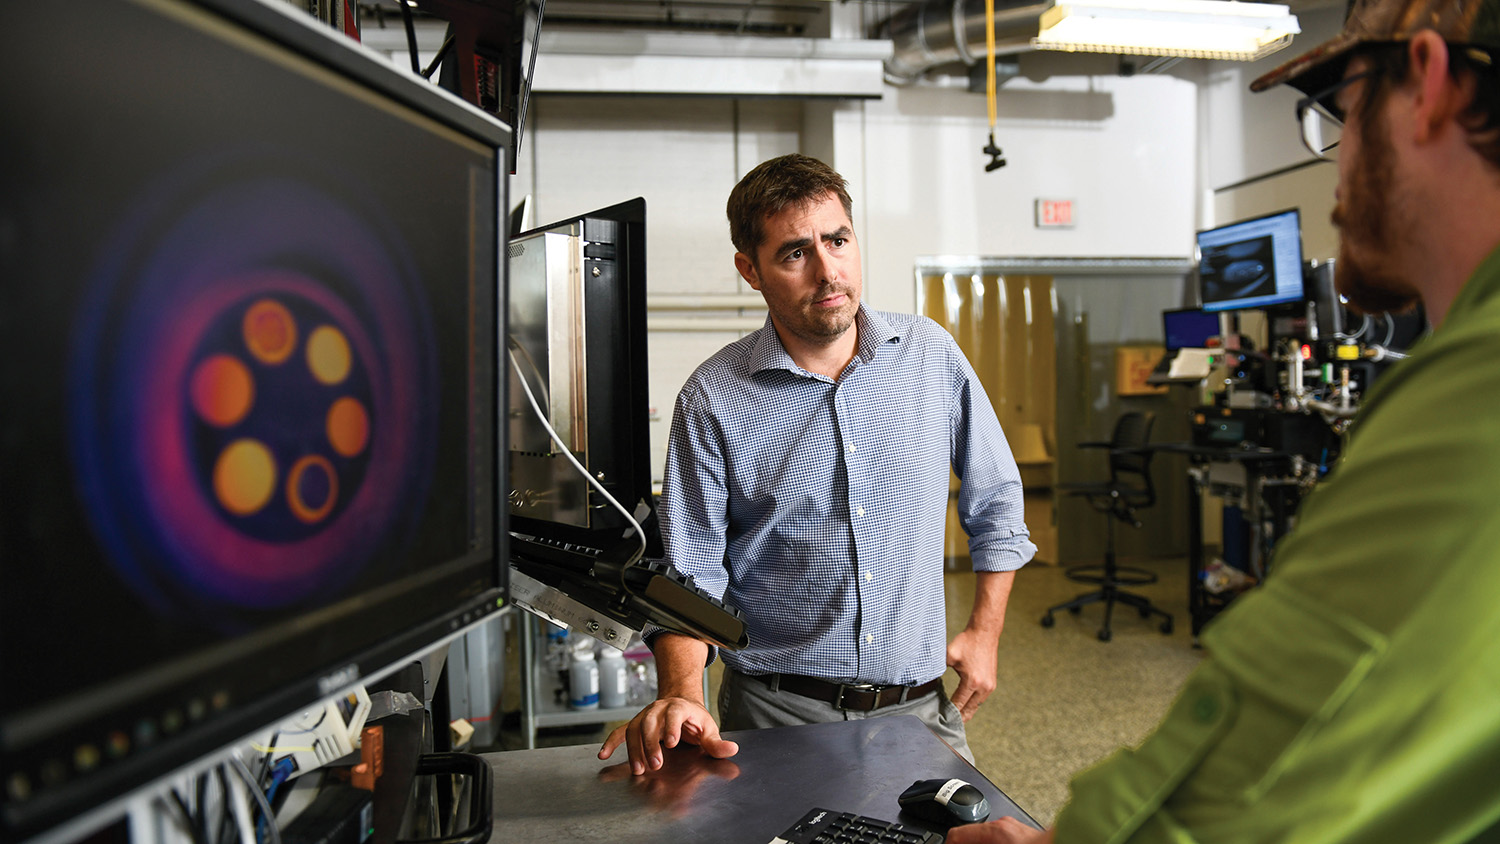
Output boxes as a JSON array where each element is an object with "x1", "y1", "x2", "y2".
[{"x1": 517, "y1": 613, "x2": 647, "y2": 748}]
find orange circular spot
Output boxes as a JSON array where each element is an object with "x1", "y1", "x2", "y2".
[
  {"x1": 326, "y1": 397, "x2": 370, "y2": 457},
  {"x1": 306, "y1": 325, "x2": 352, "y2": 385},
  {"x1": 286, "y1": 455, "x2": 338, "y2": 524},
  {"x1": 190, "y1": 355, "x2": 254, "y2": 427},
  {"x1": 243, "y1": 300, "x2": 297, "y2": 365},
  {"x1": 213, "y1": 439, "x2": 277, "y2": 516}
]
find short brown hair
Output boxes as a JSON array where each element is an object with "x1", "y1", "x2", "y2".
[
  {"x1": 1356, "y1": 42, "x2": 1500, "y2": 168},
  {"x1": 726, "y1": 154, "x2": 853, "y2": 256}
]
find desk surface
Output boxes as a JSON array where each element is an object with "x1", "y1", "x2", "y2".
[{"x1": 482, "y1": 715, "x2": 1038, "y2": 843}]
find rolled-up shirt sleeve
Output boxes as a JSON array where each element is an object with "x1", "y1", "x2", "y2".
[{"x1": 950, "y1": 350, "x2": 1037, "y2": 572}]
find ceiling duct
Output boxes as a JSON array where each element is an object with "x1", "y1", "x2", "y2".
[{"x1": 875, "y1": 0, "x2": 1053, "y2": 83}]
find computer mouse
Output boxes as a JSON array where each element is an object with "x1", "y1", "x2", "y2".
[{"x1": 898, "y1": 777, "x2": 991, "y2": 826}]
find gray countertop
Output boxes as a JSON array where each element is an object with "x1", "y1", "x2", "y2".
[{"x1": 481, "y1": 715, "x2": 1038, "y2": 843}]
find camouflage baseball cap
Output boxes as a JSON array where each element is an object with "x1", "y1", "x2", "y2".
[{"x1": 1251, "y1": 0, "x2": 1500, "y2": 95}]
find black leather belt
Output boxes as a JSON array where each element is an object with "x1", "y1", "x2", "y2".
[{"x1": 752, "y1": 672, "x2": 945, "y2": 712}]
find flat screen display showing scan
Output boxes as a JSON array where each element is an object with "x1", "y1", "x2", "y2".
[{"x1": 1197, "y1": 209, "x2": 1305, "y2": 312}]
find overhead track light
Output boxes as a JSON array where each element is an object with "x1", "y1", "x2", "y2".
[{"x1": 1032, "y1": 0, "x2": 1300, "y2": 61}]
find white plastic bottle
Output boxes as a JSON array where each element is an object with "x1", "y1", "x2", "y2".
[
  {"x1": 598, "y1": 646, "x2": 629, "y2": 709},
  {"x1": 568, "y1": 646, "x2": 600, "y2": 710}
]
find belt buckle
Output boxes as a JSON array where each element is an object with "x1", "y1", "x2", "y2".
[{"x1": 834, "y1": 682, "x2": 882, "y2": 711}]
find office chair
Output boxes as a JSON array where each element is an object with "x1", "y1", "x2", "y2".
[{"x1": 1041, "y1": 412, "x2": 1174, "y2": 642}]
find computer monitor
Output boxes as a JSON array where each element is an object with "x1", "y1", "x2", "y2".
[
  {"x1": 1, "y1": 2, "x2": 507, "y2": 842},
  {"x1": 506, "y1": 198, "x2": 658, "y2": 555},
  {"x1": 1196, "y1": 209, "x2": 1306, "y2": 312},
  {"x1": 503, "y1": 200, "x2": 747, "y2": 651},
  {"x1": 1162, "y1": 308, "x2": 1221, "y2": 351}
]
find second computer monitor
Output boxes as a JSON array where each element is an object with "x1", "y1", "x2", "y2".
[
  {"x1": 1162, "y1": 308, "x2": 1221, "y2": 350},
  {"x1": 1196, "y1": 209, "x2": 1306, "y2": 312},
  {"x1": 506, "y1": 198, "x2": 658, "y2": 554}
]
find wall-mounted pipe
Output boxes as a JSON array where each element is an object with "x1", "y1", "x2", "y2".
[{"x1": 875, "y1": 0, "x2": 1054, "y2": 83}]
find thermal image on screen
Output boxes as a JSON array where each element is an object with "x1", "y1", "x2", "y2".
[{"x1": 66, "y1": 157, "x2": 439, "y2": 627}]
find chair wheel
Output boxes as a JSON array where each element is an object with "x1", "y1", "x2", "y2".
[
  {"x1": 1160, "y1": 619, "x2": 1174, "y2": 635},
  {"x1": 1041, "y1": 613, "x2": 1055, "y2": 628},
  {"x1": 1097, "y1": 629, "x2": 1113, "y2": 642}
]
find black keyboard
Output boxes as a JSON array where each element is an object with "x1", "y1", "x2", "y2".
[
  {"x1": 509, "y1": 531, "x2": 749, "y2": 650},
  {"x1": 771, "y1": 808, "x2": 943, "y2": 844}
]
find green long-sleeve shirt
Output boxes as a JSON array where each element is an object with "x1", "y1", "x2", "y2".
[{"x1": 1055, "y1": 245, "x2": 1500, "y2": 843}]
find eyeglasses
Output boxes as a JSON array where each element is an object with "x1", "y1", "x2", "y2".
[
  {"x1": 1295, "y1": 69, "x2": 1379, "y2": 160},
  {"x1": 1290, "y1": 68, "x2": 1380, "y2": 160}
]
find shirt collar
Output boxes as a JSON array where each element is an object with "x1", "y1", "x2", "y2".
[{"x1": 749, "y1": 304, "x2": 902, "y2": 377}]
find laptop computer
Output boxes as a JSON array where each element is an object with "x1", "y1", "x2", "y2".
[{"x1": 1147, "y1": 308, "x2": 1221, "y2": 383}]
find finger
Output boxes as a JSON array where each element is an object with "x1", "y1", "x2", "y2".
[
  {"x1": 702, "y1": 736, "x2": 741, "y2": 758},
  {"x1": 599, "y1": 723, "x2": 628, "y2": 760},
  {"x1": 960, "y1": 691, "x2": 984, "y2": 721},
  {"x1": 963, "y1": 686, "x2": 991, "y2": 720},
  {"x1": 681, "y1": 717, "x2": 739, "y2": 759},
  {"x1": 947, "y1": 817, "x2": 1037, "y2": 844},
  {"x1": 637, "y1": 708, "x2": 668, "y2": 771},
  {"x1": 627, "y1": 715, "x2": 655, "y2": 776},
  {"x1": 630, "y1": 734, "x2": 657, "y2": 775},
  {"x1": 659, "y1": 707, "x2": 688, "y2": 754},
  {"x1": 950, "y1": 680, "x2": 974, "y2": 716},
  {"x1": 945, "y1": 824, "x2": 1001, "y2": 844}
]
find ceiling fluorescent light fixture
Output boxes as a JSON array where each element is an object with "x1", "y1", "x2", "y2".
[{"x1": 1032, "y1": 0, "x2": 1300, "y2": 61}]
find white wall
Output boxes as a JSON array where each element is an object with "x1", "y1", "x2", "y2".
[
  {"x1": 849, "y1": 54, "x2": 1200, "y2": 313},
  {"x1": 1200, "y1": 4, "x2": 1346, "y2": 259}
]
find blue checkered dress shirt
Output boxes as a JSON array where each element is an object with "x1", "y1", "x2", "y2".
[{"x1": 659, "y1": 305, "x2": 1035, "y2": 686}]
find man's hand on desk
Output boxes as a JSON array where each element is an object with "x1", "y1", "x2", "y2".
[
  {"x1": 597, "y1": 696, "x2": 740, "y2": 776},
  {"x1": 946, "y1": 818, "x2": 1054, "y2": 844}
]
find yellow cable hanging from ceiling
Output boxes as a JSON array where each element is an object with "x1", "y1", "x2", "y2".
[
  {"x1": 983, "y1": 0, "x2": 1007, "y2": 171},
  {"x1": 986, "y1": 0, "x2": 997, "y2": 129}
]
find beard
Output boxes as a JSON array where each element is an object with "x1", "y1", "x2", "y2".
[
  {"x1": 804, "y1": 285, "x2": 859, "y2": 335},
  {"x1": 783, "y1": 283, "x2": 859, "y2": 343},
  {"x1": 1331, "y1": 108, "x2": 1422, "y2": 316}
]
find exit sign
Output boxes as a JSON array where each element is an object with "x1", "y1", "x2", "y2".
[{"x1": 1035, "y1": 199, "x2": 1076, "y2": 228}]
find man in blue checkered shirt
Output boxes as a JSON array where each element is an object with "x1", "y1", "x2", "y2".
[{"x1": 600, "y1": 154, "x2": 1036, "y2": 775}]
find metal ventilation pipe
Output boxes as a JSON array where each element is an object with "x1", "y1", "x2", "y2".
[{"x1": 875, "y1": 0, "x2": 1055, "y2": 83}]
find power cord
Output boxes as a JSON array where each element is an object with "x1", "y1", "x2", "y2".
[
  {"x1": 506, "y1": 339, "x2": 648, "y2": 594},
  {"x1": 228, "y1": 755, "x2": 283, "y2": 844}
]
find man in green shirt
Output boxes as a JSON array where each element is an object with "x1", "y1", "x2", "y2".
[{"x1": 953, "y1": 0, "x2": 1500, "y2": 841}]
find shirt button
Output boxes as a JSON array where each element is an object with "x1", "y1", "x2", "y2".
[
  {"x1": 846, "y1": 442, "x2": 857, "y2": 453},
  {"x1": 863, "y1": 571, "x2": 873, "y2": 582},
  {"x1": 865, "y1": 634, "x2": 875, "y2": 644},
  {"x1": 857, "y1": 507, "x2": 866, "y2": 517}
]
